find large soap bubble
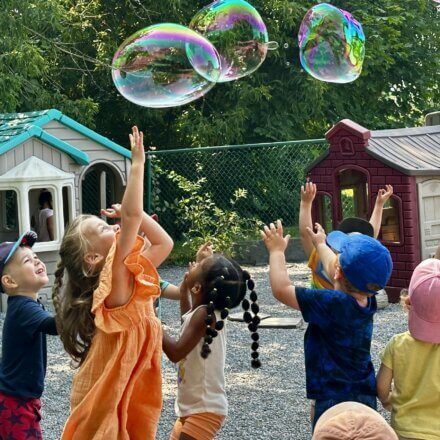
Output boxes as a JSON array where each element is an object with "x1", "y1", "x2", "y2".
[
  {"x1": 112, "y1": 23, "x2": 221, "y2": 108},
  {"x1": 298, "y1": 3, "x2": 365, "y2": 83},
  {"x1": 190, "y1": 0, "x2": 269, "y2": 82}
]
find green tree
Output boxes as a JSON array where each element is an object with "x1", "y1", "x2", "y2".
[
  {"x1": 1, "y1": 0, "x2": 439, "y2": 146},
  {"x1": 0, "y1": 1, "x2": 98, "y2": 124}
]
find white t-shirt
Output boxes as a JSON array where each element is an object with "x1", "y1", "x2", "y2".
[
  {"x1": 38, "y1": 208, "x2": 53, "y2": 242},
  {"x1": 175, "y1": 305, "x2": 228, "y2": 417}
]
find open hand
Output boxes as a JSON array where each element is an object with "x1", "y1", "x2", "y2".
[
  {"x1": 196, "y1": 242, "x2": 214, "y2": 263},
  {"x1": 306, "y1": 222, "x2": 326, "y2": 247},
  {"x1": 129, "y1": 126, "x2": 145, "y2": 165},
  {"x1": 300, "y1": 181, "x2": 317, "y2": 204},
  {"x1": 261, "y1": 220, "x2": 290, "y2": 253},
  {"x1": 376, "y1": 185, "x2": 393, "y2": 205},
  {"x1": 180, "y1": 270, "x2": 190, "y2": 296},
  {"x1": 101, "y1": 203, "x2": 122, "y2": 218}
]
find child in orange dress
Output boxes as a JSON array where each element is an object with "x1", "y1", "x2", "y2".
[{"x1": 52, "y1": 127, "x2": 173, "y2": 439}]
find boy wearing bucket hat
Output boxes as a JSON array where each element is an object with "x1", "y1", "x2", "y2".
[
  {"x1": 0, "y1": 232, "x2": 58, "y2": 439},
  {"x1": 262, "y1": 220, "x2": 393, "y2": 429},
  {"x1": 377, "y1": 258, "x2": 440, "y2": 440},
  {"x1": 299, "y1": 181, "x2": 393, "y2": 289}
]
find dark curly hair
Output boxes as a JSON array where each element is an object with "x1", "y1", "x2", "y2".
[{"x1": 198, "y1": 254, "x2": 261, "y2": 368}]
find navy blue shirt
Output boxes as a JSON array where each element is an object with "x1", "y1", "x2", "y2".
[
  {"x1": 295, "y1": 287, "x2": 377, "y2": 400},
  {"x1": 0, "y1": 295, "x2": 57, "y2": 399}
]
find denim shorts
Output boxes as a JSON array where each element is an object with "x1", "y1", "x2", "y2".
[{"x1": 312, "y1": 394, "x2": 377, "y2": 429}]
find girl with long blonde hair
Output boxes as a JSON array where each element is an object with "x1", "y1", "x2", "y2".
[{"x1": 53, "y1": 127, "x2": 173, "y2": 439}]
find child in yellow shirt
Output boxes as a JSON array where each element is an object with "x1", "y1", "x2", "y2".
[{"x1": 377, "y1": 259, "x2": 440, "y2": 440}]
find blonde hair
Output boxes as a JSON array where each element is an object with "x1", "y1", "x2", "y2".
[
  {"x1": 52, "y1": 214, "x2": 104, "y2": 367},
  {"x1": 400, "y1": 288, "x2": 410, "y2": 313}
]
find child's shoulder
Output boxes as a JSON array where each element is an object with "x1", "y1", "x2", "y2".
[
  {"x1": 386, "y1": 331, "x2": 413, "y2": 349},
  {"x1": 6, "y1": 295, "x2": 38, "y2": 313}
]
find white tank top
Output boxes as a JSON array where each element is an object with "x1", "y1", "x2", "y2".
[
  {"x1": 175, "y1": 305, "x2": 228, "y2": 417},
  {"x1": 38, "y1": 208, "x2": 53, "y2": 242}
]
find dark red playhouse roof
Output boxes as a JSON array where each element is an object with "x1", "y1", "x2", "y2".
[{"x1": 307, "y1": 121, "x2": 440, "y2": 176}]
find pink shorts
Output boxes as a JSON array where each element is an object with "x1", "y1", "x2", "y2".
[{"x1": 170, "y1": 412, "x2": 225, "y2": 440}]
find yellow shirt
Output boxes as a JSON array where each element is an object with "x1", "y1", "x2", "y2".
[
  {"x1": 382, "y1": 331, "x2": 440, "y2": 440},
  {"x1": 308, "y1": 248, "x2": 334, "y2": 290}
]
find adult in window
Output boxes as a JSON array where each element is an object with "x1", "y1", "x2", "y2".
[{"x1": 37, "y1": 191, "x2": 54, "y2": 242}]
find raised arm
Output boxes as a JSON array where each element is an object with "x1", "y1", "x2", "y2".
[
  {"x1": 179, "y1": 269, "x2": 192, "y2": 317},
  {"x1": 117, "y1": 126, "x2": 145, "y2": 258},
  {"x1": 261, "y1": 220, "x2": 299, "y2": 310},
  {"x1": 307, "y1": 223, "x2": 336, "y2": 282},
  {"x1": 161, "y1": 283, "x2": 180, "y2": 300},
  {"x1": 138, "y1": 212, "x2": 173, "y2": 267},
  {"x1": 162, "y1": 306, "x2": 206, "y2": 363},
  {"x1": 106, "y1": 127, "x2": 145, "y2": 308},
  {"x1": 299, "y1": 181, "x2": 317, "y2": 258},
  {"x1": 369, "y1": 185, "x2": 393, "y2": 238}
]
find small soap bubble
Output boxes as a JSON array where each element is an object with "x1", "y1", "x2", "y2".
[
  {"x1": 266, "y1": 41, "x2": 279, "y2": 51},
  {"x1": 298, "y1": 3, "x2": 365, "y2": 83},
  {"x1": 190, "y1": 0, "x2": 269, "y2": 82},
  {"x1": 112, "y1": 23, "x2": 221, "y2": 108},
  {"x1": 283, "y1": 43, "x2": 289, "y2": 49}
]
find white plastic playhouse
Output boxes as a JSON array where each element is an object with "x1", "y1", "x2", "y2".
[{"x1": 0, "y1": 109, "x2": 132, "y2": 309}]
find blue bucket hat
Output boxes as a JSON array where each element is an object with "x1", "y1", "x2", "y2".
[
  {"x1": 326, "y1": 231, "x2": 393, "y2": 294},
  {"x1": 0, "y1": 231, "x2": 38, "y2": 293}
]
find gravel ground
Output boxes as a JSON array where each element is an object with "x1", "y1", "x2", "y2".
[{"x1": 0, "y1": 263, "x2": 407, "y2": 439}]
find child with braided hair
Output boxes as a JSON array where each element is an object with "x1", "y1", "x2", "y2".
[
  {"x1": 52, "y1": 126, "x2": 173, "y2": 439},
  {"x1": 163, "y1": 250, "x2": 261, "y2": 440}
]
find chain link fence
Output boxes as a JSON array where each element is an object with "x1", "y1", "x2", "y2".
[{"x1": 145, "y1": 139, "x2": 329, "y2": 257}]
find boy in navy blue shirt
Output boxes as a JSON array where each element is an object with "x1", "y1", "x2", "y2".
[
  {"x1": 261, "y1": 220, "x2": 392, "y2": 429},
  {"x1": 0, "y1": 232, "x2": 58, "y2": 439}
]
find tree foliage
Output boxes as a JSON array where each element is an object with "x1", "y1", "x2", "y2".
[{"x1": 1, "y1": 0, "x2": 439, "y2": 146}]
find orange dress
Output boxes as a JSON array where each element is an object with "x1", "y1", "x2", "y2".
[{"x1": 61, "y1": 234, "x2": 162, "y2": 440}]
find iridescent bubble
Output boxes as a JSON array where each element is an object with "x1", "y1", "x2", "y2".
[
  {"x1": 190, "y1": 0, "x2": 269, "y2": 82},
  {"x1": 283, "y1": 43, "x2": 289, "y2": 49},
  {"x1": 266, "y1": 41, "x2": 279, "y2": 50},
  {"x1": 298, "y1": 3, "x2": 365, "y2": 83},
  {"x1": 112, "y1": 23, "x2": 221, "y2": 108}
]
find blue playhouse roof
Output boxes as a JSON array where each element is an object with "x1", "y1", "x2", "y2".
[{"x1": 0, "y1": 109, "x2": 131, "y2": 165}]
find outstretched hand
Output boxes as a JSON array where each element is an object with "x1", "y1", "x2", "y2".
[
  {"x1": 300, "y1": 181, "x2": 317, "y2": 204},
  {"x1": 306, "y1": 222, "x2": 326, "y2": 247},
  {"x1": 129, "y1": 126, "x2": 145, "y2": 165},
  {"x1": 196, "y1": 242, "x2": 214, "y2": 263},
  {"x1": 376, "y1": 184, "x2": 393, "y2": 205},
  {"x1": 261, "y1": 220, "x2": 290, "y2": 253}
]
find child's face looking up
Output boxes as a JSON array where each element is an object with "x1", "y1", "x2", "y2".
[
  {"x1": 186, "y1": 256, "x2": 215, "y2": 295},
  {"x1": 2, "y1": 247, "x2": 48, "y2": 294},
  {"x1": 82, "y1": 216, "x2": 120, "y2": 262}
]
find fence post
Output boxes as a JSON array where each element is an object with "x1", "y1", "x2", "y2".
[{"x1": 145, "y1": 152, "x2": 153, "y2": 214}]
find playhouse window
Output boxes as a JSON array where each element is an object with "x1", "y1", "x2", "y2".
[
  {"x1": 380, "y1": 196, "x2": 401, "y2": 243},
  {"x1": 316, "y1": 193, "x2": 333, "y2": 232},
  {"x1": 29, "y1": 188, "x2": 56, "y2": 242},
  {"x1": 0, "y1": 190, "x2": 19, "y2": 241},
  {"x1": 338, "y1": 169, "x2": 369, "y2": 220}
]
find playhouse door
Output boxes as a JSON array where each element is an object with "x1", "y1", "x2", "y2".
[{"x1": 418, "y1": 179, "x2": 440, "y2": 259}]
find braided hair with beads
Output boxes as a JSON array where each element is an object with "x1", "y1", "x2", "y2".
[{"x1": 199, "y1": 255, "x2": 261, "y2": 368}]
